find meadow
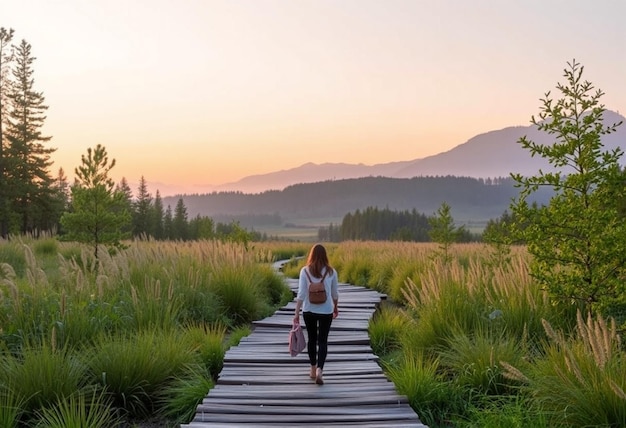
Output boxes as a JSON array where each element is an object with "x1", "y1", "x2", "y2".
[
  {"x1": 0, "y1": 237, "x2": 294, "y2": 427},
  {"x1": 283, "y1": 241, "x2": 626, "y2": 427},
  {"x1": 1, "y1": 238, "x2": 624, "y2": 427}
]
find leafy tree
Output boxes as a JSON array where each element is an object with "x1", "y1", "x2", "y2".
[
  {"x1": 188, "y1": 214, "x2": 214, "y2": 240},
  {"x1": 510, "y1": 60, "x2": 625, "y2": 317},
  {"x1": 60, "y1": 144, "x2": 131, "y2": 259},
  {"x1": 5, "y1": 39, "x2": 55, "y2": 234},
  {"x1": 0, "y1": 27, "x2": 14, "y2": 238},
  {"x1": 428, "y1": 202, "x2": 464, "y2": 262},
  {"x1": 132, "y1": 175, "x2": 153, "y2": 238}
]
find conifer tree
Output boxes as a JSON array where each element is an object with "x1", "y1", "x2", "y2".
[
  {"x1": 133, "y1": 175, "x2": 153, "y2": 238},
  {"x1": 60, "y1": 144, "x2": 131, "y2": 259},
  {"x1": 5, "y1": 39, "x2": 55, "y2": 234},
  {"x1": 152, "y1": 189, "x2": 164, "y2": 239},
  {"x1": 163, "y1": 205, "x2": 173, "y2": 239},
  {"x1": 172, "y1": 197, "x2": 188, "y2": 240},
  {"x1": 428, "y1": 202, "x2": 464, "y2": 262},
  {"x1": 0, "y1": 27, "x2": 14, "y2": 237}
]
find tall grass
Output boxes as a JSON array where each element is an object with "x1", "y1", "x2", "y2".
[
  {"x1": 329, "y1": 241, "x2": 597, "y2": 426},
  {"x1": 504, "y1": 311, "x2": 626, "y2": 427},
  {"x1": 385, "y1": 351, "x2": 462, "y2": 427},
  {"x1": 87, "y1": 329, "x2": 201, "y2": 418},
  {"x1": 34, "y1": 390, "x2": 120, "y2": 428},
  {"x1": 0, "y1": 343, "x2": 88, "y2": 416},
  {"x1": 0, "y1": 238, "x2": 288, "y2": 426}
]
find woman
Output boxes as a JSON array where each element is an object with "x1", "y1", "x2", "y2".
[{"x1": 293, "y1": 243, "x2": 339, "y2": 385}]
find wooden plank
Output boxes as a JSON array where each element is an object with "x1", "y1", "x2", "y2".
[{"x1": 182, "y1": 268, "x2": 426, "y2": 428}]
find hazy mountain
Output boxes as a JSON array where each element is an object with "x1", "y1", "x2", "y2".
[
  {"x1": 215, "y1": 110, "x2": 625, "y2": 193},
  {"x1": 213, "y1": 160, "x2": 413, "y2": 193}
]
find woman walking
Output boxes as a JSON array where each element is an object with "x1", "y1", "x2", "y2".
[{"x1": 294, "y1": 243, "x2": 339, "y2": 385}]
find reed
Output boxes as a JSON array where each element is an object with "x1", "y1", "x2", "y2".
[{"x1": 503, "y1": 311, "x2": 626, "y2": 427}]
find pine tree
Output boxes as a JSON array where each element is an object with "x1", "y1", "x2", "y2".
[
  {"x1": 0, "y1": 27, "x2": 14, "y2": 237},
  {"x1": 5, "y1": 39, "x2": 55, "y2": 234},
  {"x1": 428, "y1": 202, "x2": 461, "y2": 263},
  {"x1": 163, "y1": 205, "x2": 173, "y2": 240},
  {"x1": 132, "y1": 176, "x2": 153, "y2": 238},
  {"x1": 115, "y1": 177, "x2": 133, "y2": 236},
  {"x1": 152, "y1": 189, "x2": 164, "y2": 239},
  {"x1": 60, "y1": 144, "x2": 131, "y2": 259},
  {"x1": 172, "y1": 198, "x2": 188, "y2": 240}
]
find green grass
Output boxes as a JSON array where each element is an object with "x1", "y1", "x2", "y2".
[
  {"x1": 157, "y1": 365, "x2": 214, "y2": 425},
  {"x1": 368, "y1": 302, "x2": 412, "y2": 356},
  {"x1": 87, "y1": 330, "x2": 201, "y2": 418},
  {"x1": 384, "y1": 351, "x2": 462, "y2": 427},
  {"x1": 34, "y1": 390, "x2": 120, "y2": 428},
  {"x1": 0, "y1": 343, "x2": 88, "y2": 416}
]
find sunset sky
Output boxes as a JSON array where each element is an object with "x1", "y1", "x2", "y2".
[{"x1": 4, "y1": 0, "x2": 625, "y2": 196}]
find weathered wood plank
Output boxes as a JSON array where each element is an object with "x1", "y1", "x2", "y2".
[{"x1": 182, "y1": 269, "x2": 425, "y2": 427}]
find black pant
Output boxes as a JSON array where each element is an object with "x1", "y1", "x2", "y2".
[{"x1": 303, "y1": 311, "x2": 333, "y2": 369}]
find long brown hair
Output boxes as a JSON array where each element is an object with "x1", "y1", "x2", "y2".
[{"x1": 306, "y1": 243, "x2": 333, "y2": 278}]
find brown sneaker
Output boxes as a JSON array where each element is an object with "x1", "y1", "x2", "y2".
[{"x1": 309, "y1": 366, "x2": 316, "y2": 379}]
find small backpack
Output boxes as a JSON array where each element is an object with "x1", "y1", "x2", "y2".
[{"x1": 305, "y1": 269, "x2": 328, "y2": 304}]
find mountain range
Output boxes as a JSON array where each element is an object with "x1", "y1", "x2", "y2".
[{"x1": 212, "y1": 110, "x2": 625, "y2": 194}]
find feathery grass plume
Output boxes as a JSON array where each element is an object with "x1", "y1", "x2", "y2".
[
  {"x1": 575, "y1": 310, "x2": 620, "y2": 369},
  {"x1": 500, "y1": 360, "x2": 530, "y2": 383},
  {"x1": 0, "y1": 263, "x2": 19, "y2": 305},
  {"x1": 610, "y1": 380, "x2": 626, "y2": 400},
  {"x1": 23, "y1": 244, "x2": 49, "y2": 288}
]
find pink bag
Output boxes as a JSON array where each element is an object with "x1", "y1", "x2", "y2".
[{"x1": 289, "y1": 321, "x2": 306, "y2": 357}]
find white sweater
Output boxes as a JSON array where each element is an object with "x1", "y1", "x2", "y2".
[{"x1": 296, "y1": 266, "x2": 339, "y2": 314}]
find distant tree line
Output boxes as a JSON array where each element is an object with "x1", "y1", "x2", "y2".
[
  {"x1": 318, "y1": 205, "x2": 478, "y2": 243},
  {"x1": 166, "y1": 175, "x2": 555, "y2": 224}
]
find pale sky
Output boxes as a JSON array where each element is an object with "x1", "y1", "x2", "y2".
[{"x1": 3, "y1": 0, "x2": 625, "y2": 196}]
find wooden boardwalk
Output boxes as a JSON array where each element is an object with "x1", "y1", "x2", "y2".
[{"x1": 183, "y1": 264, "x2": 427, "y2": 427}]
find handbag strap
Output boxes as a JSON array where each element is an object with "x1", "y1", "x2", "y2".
[{"x1": 305, "y1": 268, "x2": 327, "y2": 284}]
